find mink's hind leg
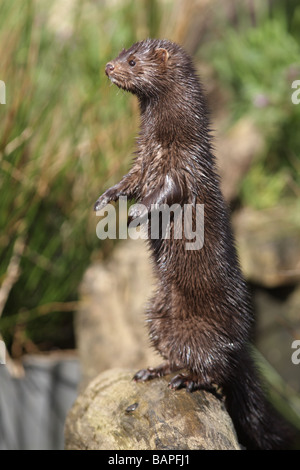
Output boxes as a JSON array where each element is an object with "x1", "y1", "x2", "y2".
[
  {"x1": 133, "y1": 361, "x2": 184, "y2": 382},
  {"x1": 134, "y1": 283, "x2": 189, "y2": 383}
]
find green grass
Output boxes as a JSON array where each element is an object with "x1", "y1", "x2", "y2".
[
  {"x1": 203, "y1": 3, "x2": 300, "y2": 208},
  {"x1": 0, "y1": 0, "x2": 144, "y2": 351}
]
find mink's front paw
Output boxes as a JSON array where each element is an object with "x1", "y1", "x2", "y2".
[
  {"x1": 94, "y1": 195, "x2": 110, "y2": 212},
  {"x1": 94, "y1": 188, "x2": 118, "y2": 212},
  {"x1": 127, "y1": 203, "x2": 148, "y2": 225}
]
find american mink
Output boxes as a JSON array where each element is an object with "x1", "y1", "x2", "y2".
[{"x1": 94, "y1": 39, "x2": 291, "y2": 450}]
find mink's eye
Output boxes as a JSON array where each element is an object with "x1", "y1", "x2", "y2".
[{"x1": 129, "y1": 59, "x2": 136, "y2": 67}]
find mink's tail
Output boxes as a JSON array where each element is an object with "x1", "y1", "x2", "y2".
[{"x1": 224, "y1": 350, "x2": 293, "y2": 450}]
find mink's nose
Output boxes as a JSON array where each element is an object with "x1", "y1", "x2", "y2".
[{"x1": 105, "y1": 63, "x2": 114, "y2": 76}]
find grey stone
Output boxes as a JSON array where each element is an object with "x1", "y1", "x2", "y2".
[
  {"x1": 76, "y1": 239, "x2": 160, "y2": 391},
  {"x1": 233, "y1": 206, "x2": 300, "y2": 288},
  {"x1": 64, "y1": 368, "x2": 241, "y2": 450}
]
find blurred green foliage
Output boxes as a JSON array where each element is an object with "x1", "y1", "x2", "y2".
[
  {"x1": 0, "y1": 0, "x2": 148, "y2": 351},
  {"x1": 204, "y1": 2, "x2": 300, "y2": 208}
]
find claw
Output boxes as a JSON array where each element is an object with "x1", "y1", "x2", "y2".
[
  {"x1": 168, "y1": 374, "x2": 187, "y2": 390},
  {"x1": 94, "y1": 197, "x2": 108, "y2": 212},
  {"x1": 186, "y1": 381, "x2": 195, "y2": 393},
  {"x1": 133, "y1": 368, "x2": 156, "y2": 382},
  {"x1": 133, "y1": 364, "x2": 172, "y2": 382},
  {"x1": 168, "y1": 373, "x2": 209, "y2": 392},
  {"x1": 94, "y1": 200, "x2": 101, "y2": 211}
]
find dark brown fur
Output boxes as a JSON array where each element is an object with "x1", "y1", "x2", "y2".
[{"x1": 95, "y1": 39, "x2": 291, "y2": 449}]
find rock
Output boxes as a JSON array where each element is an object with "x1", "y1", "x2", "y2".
[
  {"x1": 76, "y1": 239, "x2": 160, "y2": 390},
  {"x1": 253, "y1": 284, "x2": 300, "y2": 393},
  {"x1": 64, "y1": 368, "x2": 241, "y2": 450},
  {"x1": 232, "y1": 205, "x2": 300, "y2": 393},
  {"x1": 233, "y1": 206, "x2": 300, "y2": 288},
  {"x1": 214, "y1": 118, "x2": 265, "y2": 202}
]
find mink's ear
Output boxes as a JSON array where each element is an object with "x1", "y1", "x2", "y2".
[{"x1": 154, "y1": 48, "x2": 169, "y2": 64}]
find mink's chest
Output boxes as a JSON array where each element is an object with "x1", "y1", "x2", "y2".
[{"x1": 137, "y1": 145, "x2": 174, "y2": 199}]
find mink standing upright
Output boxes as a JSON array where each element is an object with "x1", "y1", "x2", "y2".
[{"x1": 94, "y1": 39, "x2": 290, "y2": 449}]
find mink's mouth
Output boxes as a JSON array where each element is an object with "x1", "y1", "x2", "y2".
[
  {"x1": 105, "y1": 62, "x2": 135, "y2": 93},
  {"x1": 108, "y1": 75, "x2": 118, "y2": 86},
  {"x1": 108, "y1": 74, "x2": 131, "y2": 92}
]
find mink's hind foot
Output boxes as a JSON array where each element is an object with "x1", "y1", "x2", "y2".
[
  {"x1": 133, "y1": 361, "x2": 183, "y2": 382},
  {"x1": 168, "y1": 373, "x2": 216, "y2": 394},
  {"x1": 133, "y1": 367, "x2": 163, "y2": 382},
  {"x1": 134, "y1": 367, "x2": 224, "y2": 399}
]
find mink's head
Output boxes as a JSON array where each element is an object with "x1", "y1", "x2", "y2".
[{"x1": 105, "y1": 39, "x2": 198, "y2": 100}]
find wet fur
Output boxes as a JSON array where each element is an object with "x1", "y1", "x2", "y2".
[{"x1": 95, "y1": 39, "x2": 291, "y2": 449}]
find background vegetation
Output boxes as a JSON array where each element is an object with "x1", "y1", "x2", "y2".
[
  {"x1": 204, "y1": 1, "x2": 300, "y2": 209},
  {"x1": 0, "y1": 0, "x2": 299, "y2": 439}
]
